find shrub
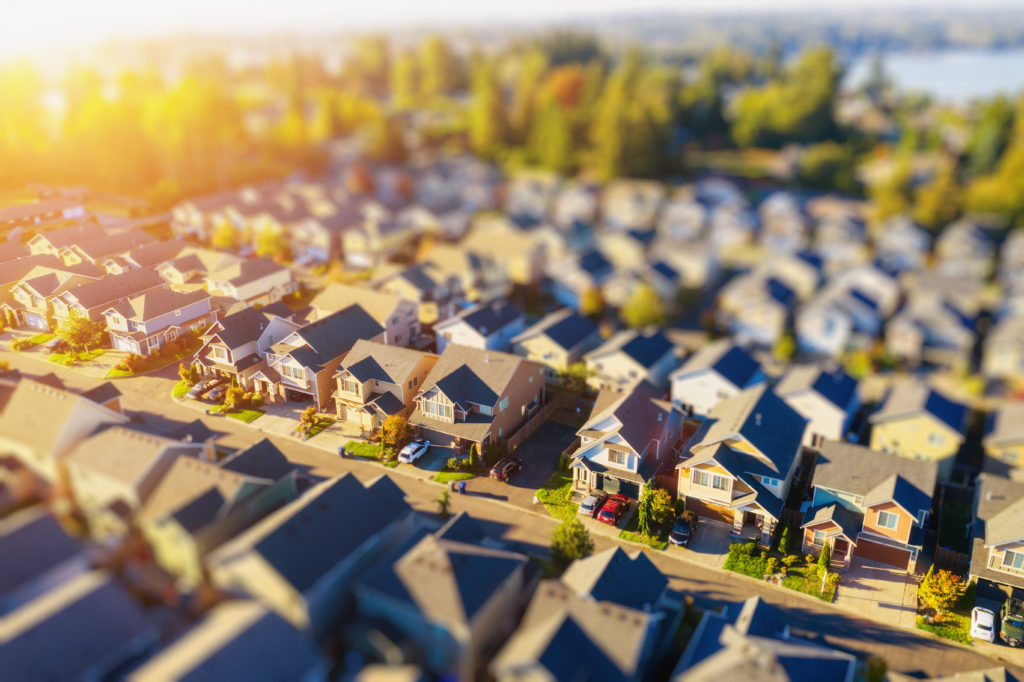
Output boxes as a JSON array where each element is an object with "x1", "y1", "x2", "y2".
[
  {"x1": 780, "y1": 565, "x2": 788, "y2": 576},
  {"x1": 224, "y1": 386, "x2": 247, "y2": 411},
  {"x1": 163, "y1": 340, "x2": 181, "y2": 355},
  {"x1": 818, "y1": 543, "x2": 831, "y2": 572},
  {"x1": 0, "y1": 359, "x2": 8, "y2": 373},
  {"x1": 731, "y1": 540, "x2": 757, "y2": 557},
  {"x1": 777, "y1": 524, "x2": 791, "y2": 554},
  {"x1": 11, "y1": 338, "x2": 31, "y2": 351},
  {"x1": 550, "y1": 518, "x2": 595, "y2": 571},
  {"x1": 766, "y1": 557, "x2": 779, "y2": 575},
  {"x1": 250, "y1": 394, "x2": 264, "y2": 408},
  {"x1": 468, "y1": 443, "x2": 478, "y2": 467},
  {"x1": 446, "y1": 456, "x2": 462, "y2": 471},
  {"x1": 805, "y1": 553, "x2": 817, "y2": 565},
  {"x1": 782, "y1": 554, "x2": 802, "y2": 568}
]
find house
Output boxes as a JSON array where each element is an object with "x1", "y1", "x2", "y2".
[
  {"x1": 409, "y1": 345, "x2": 547, "y2": 456},
  {"x1": 584, "y1": 329, "x2": 677, "y2": 392},
  {"x1": 64, "y1": 425, "x2": 207, "y2": 540},
  {"x1": 601, "y1": 179, "x2": 665, "y2": 232},
  {"x1": 25, "y1": 219, "x2": 105, "y2": 256},
  {"x1": 795, "y1": 299, "x2": 855, "y2": 359},
  {"x1": 127, "y1": 601, "x2": 327, "y2": 682},
  {"x1": 983, "y1": 315, "x2": 1024, "y2": 385},
  {"x1": 873, "y1": 215, "x2": 931, "y2": 274},
  {"x1": 570, "y1": 381, "x2": 683, "y2": 499},
  {"x1": 342, "y1": 206, "x2": 419, "y2": 268},
  {"x1": 969, "y1": 474, "x2": 1024, "y2": 601},
  {"x1": 492, "y1": 547, "x2": 683, "y2": 682},
  {"x1": 422, "y1": 243, "x2": 510, "y2": 302},
  {"x1": 505, "y1": 171, "x2": 559, "y2": 224},
  {"x1": 375, "y1": 262, "x2": 465, "y2": 326},
  {"x1": 104, "y1": 289, "x2": 214, "y2": 356},
  {"x1": 208, "y1": 474, "x2": 415, "y2": 639},
  {"x1": 676, "y1": 386, "x2": 807, "y2": 545},
  {"x1": 194, "y1": 302, "x2": 299, "y2": 391},
  {"x1": 0, "y1": 507, "x2": 89, "y2": 615},
  {"x1": 813, "y1": 214, "x2": 869, "y2": 274},
  {"x1": 708, "y1": 203, "x2": 757, "y2": 250},
  {"x1": 139, "y1": 439, "x2": 298, "y2": 587},
  {"x1": 0, "y1": 378, "x2": 128, "y2": 486},
  {"x1": 205, "y1": 256, "x2": 298, "y2": 307},
  {"x1": 670, "y1": 340, "x2": 764, "y2": 418},
  {"x1": 716, "y1": 274, "x2": 796, "y2": 348},
  {"x1": 753, "y1": 251, "x2": 823, "y2": 303},
  {"x1": 546, "y1": 249, "x2": 614, "y2": 311},
  {"x1": 511, "y1": 308, "x2": 601, "y2": 376},
  {"x1": 157, "y1": 248, "x2": 238, "y2": 288},
  {"x1": 461, "y1": 219, "x2": 547, "y2": 288},
  {"x1": 775, "y1": 364, "x2": 860, "y2": 449},
  {"x1": 886, "y1": 296, "x2": 977, "y2": 371},
  {"x1": 333, "y1": 340, "x2": 439, "y2": 433},
  {"x1": 265, "y1": 305, "x2": 385, "y2": 410},
  {"x1": 289, "y1": 203, "x2": 361, "y2": 265},
  {"x1": 1002, "y1": 230, "x2": 1024, "y2": 295},
  {"x1": 650, "y1": 238, "x2": 720, "y2": 291},
  {"x1": 59, "y1": 231, "x2": 156, "y2": 268},
  {"x1": 758, "y1": 192, "x2": 809, "y2": 254},
  {"x1": 52, "y1": 268, "x2": 165, "y2": 329},
  {"x1": 552, "y1": 181, "x2": 599, "y2": 230},
  {"x1": 671, "y1": 596, "x2": 856, "y2": 682},
  {"x1": 0, "y1": 197, "x2": 86, "y2": 235},
  {"x1": 0, "y1": 571, "x2": 158, "y2": 681},
  {"x1": 658, "y1": 191, "x2": 706, "y2": 242},
  {"x1": 869, "y1": 382, "x2": 968, "y2": 480},
  {"x1": 800, "y1": 442, "x2": 937, "y2": 572},
  {"x1": 353, "y1": 512, "x2": 535, "y2": 680},
  {"x1": 310, "y1": 283, "x2": 419, "y2": 346},
  {"x1": 434, "y1": 300, "x2": 525, "y2": 354},
  {"x1": 3, "y1": 266, "x2": 97, "y2": 331},
  {"x1": 983, "y1": 403, "x2": 1024, "y2": 479},
  {"x1": 935, "y1": 219, "x2": 995, "y2": 280}
]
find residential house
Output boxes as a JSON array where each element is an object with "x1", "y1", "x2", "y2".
[
  {"x1": 0, "y1": 378, "x2": 128, "y2": 486},
  {"x1": 157, "y1": 248, "x2": 238, "y2": 289},
  {"x1": 671, "y1": 596, "x2": 856, "y2": 682},
  {"x1": 421, "y1": 242, "x2": 510, "y2": 302},
  {"x1": 775, "y1": 364, "x2": 860, "y2": 449},
  {"x1": 375, "y1": 262, "x2": 465, "y2": 326},
  {"x1": 716, "y1": 273, "x2": 796, "y2": 348},
  {"x1": 707, "y1": 203, "x2": 757, "y2": 250},
  {"x1": 658, "y1": 191, "x2": 706, "y2": 242},
  {"x1": 195, "y1": 302, "x2": 300, "y2": 392},
  {"x1": 570, "y1": 381, "x2": 683, "y2": 499},
  {"x1": 1001, "y1": 230, "x2": 1024, "y2": 295},
  {"x1": 52, "y1": 268, "x2": 165, "y2": 329},
  {"x1": 434, "y1": 300, "x2": 525, "y2": 354},
  {"x1": 753, "y1": 251, "x2": 823, "y2": 303},
  {"x1": 600, "y1": 179, "x2": 665, "y2": 232},
  {"x1": 139, "y1": 439, "x2": 299, "y2": 587},
  {"x1": 800, "y1": 442, "x2": 937, "y2": 572},
  {"x1": 813, "y1": 214, "x2": 869, "y2": 274},
  {"x1": 342, "y1": 206, "x2": 419, "y2": 268},
  {"x1": 409, "y1": 345, "x2": 547, "y2": 455},
  {"x1": 650, "y1": 238, "x2": 720, "y2": 291},
  {"x1": 333, "y1": 340, "x2": 438, "y2": 433},
  {"x1": 288, "y1": 202, "x2": 361, "y2": 265},
  {"x1": 886, "y1": 274, "x2": 979, "y2": 371},
  {"x1": 64, "y1": 425, "x2": 207, "y2": 540},
  {"x1": 0, "y1": 507, "x2": 89, "y2": 615},
  {"x1": 670, "y1": 340, "x2": 764, "y2": 418},
  {"x1": 0, "y1": 198, "x2": 87, "y2": 236},
  {"x1": 584, "y1": 329, "x2": 677, "y2": 392},
  {"x1": 596, "y1": 228, "x2": 654, "y2": 272},
  {"x1": 0, "y1": 571, "x2": 158, "y2": 682},
  {"x1": 552, "y1": 181, "x2": 599, "y2": 229},
  {"x1": 983, "y1": 403, "x2": 1024, "y2": 479},
  {"x1": 205, "y1": 256, "x2": 297, "y2": 308},
  {"x1": 128, "y1": 600, "x2": 327, "y2": 682},
  {"x1": 873, "y1": 215, "x2": 931, "y2": 274},
  {"x1": 511, "y1": 308, "x2": 601, "y2": 376},
  {"x1": 310, "y1": 282, "x2": 419, "y2": 347},
  {"x1": 492, "y1": 547, "x2": 684, "y2": 682},
  {"x1": 25, "y1": 220, "x2": 106, "y2": 256},
  {"x1": 353, "y1": 512, "x2": 535, "y2": 680},
  {"x1": 505, "y1": 170, "x2": 559, "y2": 224},
  {"x1": 461, "y1": 219, "x2": 547, "y2": 288},
  {"x1": 208, "y1": 474, "x2": 415, "y2": 639},
  {"x1": 59, "y1": 232, "x2": 156, "y2": 268},
  {"x1": 983, "y1": 315, "x2": 1024, "y2": 386},
  {"x1": 104, "y1": 289, "x2": 214, "y2": 355},
  {"x1": 935, "y1": 219, "x2": 995, "y2": 280},
  {"x1": 869, "y1": 382, "x2": 967, "y2": 480},
  {"x1": 970, "y1": 474, "x2": 1024, "y2": 600},
  {"x1": 109, "y1": 239, "x2": 188, "y2": 274},
  {"x1": 758, "y1": 191, "x2": 809, "y2": 254},
  {"x1": 4, "y1": 266, "x2": 97, "y2": 331},
  {"x1": 546, "y1": 249, "x2": 614, "y2": 312},
  {"x1": 265, "y1": 305, "x2": 385, "y2": 410},
  {"x1": 676, "y1": 386, "x2": 807, "y2": 545}
]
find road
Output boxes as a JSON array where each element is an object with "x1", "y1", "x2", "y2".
[{"x1": 2, "y1": 345, "x2": 1022, "y2": 679}]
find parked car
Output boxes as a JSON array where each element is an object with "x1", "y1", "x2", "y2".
[
  {"x1": 206, "y1": 385, "x2": 228, "y2": 403},
  {"x1": 398, "y1": 440, "x2": 430, "y2": 464},
  {"x1": 1001, "y1": 598, "x2": 1024, "y2": 647},
  {"x1": 669, "y1": 510, "x2": 698, "y2": 546},
  {"x1": 578, "y1": 492, "x2": 609, "y2": 518},
  {"x1": 597, "y1": 494, "x2": 630, "y2": 526},
  {"x1": 489, "y1": 457, "x2": 523, "y2": 483},
  {"x1": 186, "y1": 378, "x2": 220, "y2": 400},
  {"x1": 971, "y1": 607, "x2": 997, "y2": 643}
]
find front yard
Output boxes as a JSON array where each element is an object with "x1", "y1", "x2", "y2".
[
  {"x1": 304, "y1": 418, "x2": 335, "y2": 439},
  {"x1": 28, "y1": 333, "x2": 55, "y2": 345},
  {"x1": 535, "y1": 471, "x2": 577, "y2": 521},
  {"x1": 916, "y1": 579, "x2": 975, "y2": 645},
  {"x1": 210, "y1": 406, "x2": 265, "y2": 423},
  {"x1": 723, "y1": 541, "x2": 838, "y2": 602},
  {"x1": 619, "y1": 512, "x2": 669, "y2": 550},
  {"x1": 49, "y1": 349, "x2": 105, "y2": 365}
]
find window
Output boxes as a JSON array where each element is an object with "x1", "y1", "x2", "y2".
[
  {"x1": 423, "y1": 399, "x2": 452, "y2": 419},
  {"x1": 283, "y1": 365, "x2": 304, "y2": 380},
  {"x1": 762, "y1": 476, "x2": 779, "y2": 487},
  {"x1": 1003, "y1": 550, "x2": 1024, "y2": 571},
  {"x1": 479, "y1": 405, "x2": 493, "y2": 416},
  {"x1": 928, "y1": 433, "x2": 945, "y2": 446},
  {"x1": 342, "y1": 378, "x2": 359, "y2": 394},
  {"x1": 692, "y1": 470, "x2": 729, "y2": 491},
  {"x1": 212, "y1": 346, "x2": 228, "y2": 361},
  {"x1": 610, "y1": 450, "x2": 628, "y2": 466},
  {"x1": 499, "y1": 396, "x2": 509, "y2": 412},
  {"x1": 812, "y1": 529, "x2": 826, "y2": 546},
  {"x1": 877, "y1": 510, "x2": 899, "y2": 530}
]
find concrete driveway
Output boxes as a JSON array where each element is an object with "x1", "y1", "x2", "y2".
[
  {"x1": 468, "y1": 420, "x2": 579, "y2": 507},
  {"x1": 833, "y1": 560, "x2": 918, "y2": 627},
  {"x1": 667, "y1": 518, "x2": 731, "y2": 569}
]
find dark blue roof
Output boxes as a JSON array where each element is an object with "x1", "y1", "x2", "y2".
[
  {"x1": 509, "y1": 213, "x2": 540, "y2": 229},
  {"x1": 795, "y1": 250, "x2": 824, "y2": 272},
  {"x1": 543, "y1": 312, "x2": 598, "y2": 351},
  {"x1": 292, "y1": 305, "x2": 383, "y2": 368},
  {"x1": 220, "y1": 439, "x2": 295, "y2": 481},
  {"x1": 627, "y1": 229, "x2": 656, "y2": 245},
  {"x1": 579, "y1": 250, "x2": 612, "y2": 277},
  {"x1": 848, "y1": 288, "x2": 879, "y2": 311},
  {"x1": 620, "y1": 331, "x2": 673, "y2": 368},
  {"x1": 712, "y1": 346, "x2": 761, "y2": 388},
  {"x1": 925, "y1": 390, "x2": 968, "y2": 434},
  {"x1": 651, "y1": 261, "x2": 678, "y2": 282},
  {"x1": 811, "y1": 367, "x2": 858, "y2": 409},
  {"x1": 459, "y1": 301, "x2": 522, "y2": 335},
  {"x1": 766, "y1": 277, "x2": 796, "y2": 307},
  {"x1": 581, "y1": 548, "x2": 668, "y2": 611}
]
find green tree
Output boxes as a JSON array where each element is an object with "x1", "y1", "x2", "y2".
[
  {"x1": 913, "y1": 158, "x2": 962, "y2": 231},
  {"x1": 798, "y1": 142, "x2": 858, "y2": 194},
  {"x1": 550, "y1": 518, "x2": 595, "y2": 571},
  {"x1": 298, "y1": 405, "x2": 319, "y2": 434},
  {"x1": 868, "y1": 160, "x2": 914, "y2": 224},
  {"x1": 818, "y1": 542, "x2": 831, "y2": 572},
  {"x1": 381, "y1": 415, "x2": 411, "y2": 455},
  {"x1": 580, "y1": 287, "x2": 604, "y2": 318},
  {"x1": 390, "y1": 51, "x2": 419, "y2": 110},
  {"x1": 967, "y1": 96, "x2": 1014, "y2": 176},
  {"x1": 918, "y1": 565, "x2": 967, "y2": 616},
  {"x1": 620, "y1": 283, "x2": 667, "y2": 329},
  {"x1": 419, "y1": 36, "x2": 460, "y2": 101},
  {"x1": 437, "y1": 488, "x2": 451, "y2": 519},
  {"x1": 224, "y1": 386, "x2": 246, "y2": 411},
  {"x1": 773, "y1": 332, "x2": 796, "y2": 362},
  {"x1": 468, "y1": 60, "x2": 507, "y2": 158},
  {"x1": 637, "y1": 485, "x2": 674, "y2": 536},
  {"x1": 178, "y1": 362, "x2": 199, "y2": 386},
  {"x1": 777, "y1": 523, "x2": 791, "y2": 554},
  {"x1": 558, "y1": 362, "x2": 591, "y2": 396},
  {"x1": 255, "y1": 227, "x2": 290, "y2": 261},
  {"x1": 210, "y1": 218, "x2": 238, "y2": 251},
  {"x1": 57, "y1": 310, "x2": 104, "y2": 352},
  {"x1": 637, "y1": 484, "x2": 655, "y2": 536},
  {"x1": 529, "y1": 97, "x2": 575, "y2": 174}
]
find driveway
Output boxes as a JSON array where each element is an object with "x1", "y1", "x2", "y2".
[
  {"x1": 667, "y1": 518, "x2": 731, "y2": 570},
  {"x1": 833, "y1": 560, "x2": 919, "y2": 628}
]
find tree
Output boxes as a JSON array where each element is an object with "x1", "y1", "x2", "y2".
[
  {"x1": 365, "y1": 109, "x2": 407, "y2": 163},
  {"x1": 178, "y1": 362, "x2": 199, "y2": 386},
  {"x1": 637, "y1": 484, "x2": 655, "y2": 536},
  {"x1": 967, "y1": 96, "x2": 1014, "y2": 176},
  {"x1": 777, "y1": 523, "x2": 791, "y2": 554},
  {"x1": 210, "y1": 218, "x2": 238, "y2": 251},
  {"x1": 558, "y1": 362, "x2": 591, "y2": 396},
  {"x1": 638, "y1": 485, "x2": 675, "y2": 536},
  {"x1": 868, "y1": 161, "x2": 914, "y2": 224},
  {"x1": 913, "y1": 158, "x2": 962, "y2": 231},
  {"x1": 57, "y1": 310, "x2": 104, "y2": 352},
  {"x1": 918, "y1": 565, "x2": 967, "y2": 616},
  {"x1": 773, "y1": 332, "x2": 796, "y2": 362},
  {"x1": 818, "y1": 542, "x2": 831, "y2": 573},
  {"x1": 255, "y1": 227, "x2": 291, "y2": 262},
  {"x1": 468, "y1": 60, "x2": 506, "y2": 158},
  {"x1": 580, "y1": 287, "x2": 604, "y2": 318},
  {"x1": 528, "y1": 97, "x2": 575, "y2": 174},
  {"x1": 224, "y1": 386, "x2": 246, "y2": 411},
  {"x1": 390, "y1": 51, "x2": 419, "y2": 110},
  {"x1": 798, "y1": 142, "x2": 858, "y2": 194},
  {"x1": 437, "y1": 488, "x2": 451, "y2": 519},
  {"x1": 298, "y1": 405, "x2": 318, "y2": 434},
  {"x1": 381, "y1": 415, "x2": 411, "y2": 455},
  {"x1": 418, "y1": 36, "x2": 460, "y2": 101},
  {"x1": 620, "y1": 283, "x2": 667, "y2": 329},
  {"x1": 468, "y1": 443, "x2": 479, "y2": 467},
  {"x1": 550, "y1": 518, "x2": 594, "y2": 571}
]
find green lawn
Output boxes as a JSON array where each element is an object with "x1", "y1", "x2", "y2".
[
  {"x1": 434, "y1": 471, "x2": 475, "y2": 484},
  {"x1": 916, "y1": 612, "x2": 971, "y2": 644},
  {"x1": 723, "y1": 542, "x2": 837, "y2": 602},
  {"x1": 723, "y1": 542, "x2": 770, "y2": 578},
  {"x1": 348, "y1": 442, "x2": 384, "y2": 459},
  {"x1": 29, "y1": 333, "x2": 55, "y2": 345},
  {"x1": 536, "y1": 471, "x2": 578, "y2": 521},
  {"x1": 105, "y1": 344, "x2": 199, "y2": 378},
  {"x1": 211, "y1": 406, "x2": 265, "y2": 423},
  {"x1": 618, "y1": 512, "x2": 669, "y2": 550},
  {"x1": 305, "y1": 419, "x2": 334, "y2": 438},
  {"x1": 49, "y1": 349, "x2": 105, "y2": 364},
  {"x1": 172, "y1": 380, "x2": 190, "y2": 398},
  {"x1": 782, "y1": 565, "x2": 837, "y2": 602}
]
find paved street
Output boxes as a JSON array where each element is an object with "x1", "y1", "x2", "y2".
[{"x1": 2, "y1": 343, "x2": 1024, "y2": 678}]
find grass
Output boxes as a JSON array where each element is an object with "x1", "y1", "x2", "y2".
[
  {"x1": 28, "y1": 333, "x2": 55, "y2": 345},
  {"x1": 535, "y1": 471, "x2": 577, "y2": 521},
  {"x1": 347, "y1": 442, "x2": 384, "y2": 459},
  {"x1": 618, "y1": 509, "x2": 669, "y2": 550},
  {"x1": 723, "y1": 541, "x2": 837, "y2": 602},
  {"x1": 211, "y1": 406, "x2": 265, "y2": 423},
  {"x1": 49, "y1": 348, "x2": 105, "y2": 364},
  {"x1": 172, "y1": 380, "x2": 190, "y2": 398},
  {"x1": 916, "y1": 612, "x2": 971, "y2": 644},
  {"x1": 782, "y1": 565, "x2": 838, "y2": 602},
  {"x1": 434, "y1": 471, "x2": 476, "y2": 484},
  {"x1": 105, "y1": 343, "x2": 199, "y2": 378},
  {"x1": 304, "y1": 419, "x2": 334, "y2": 438}
]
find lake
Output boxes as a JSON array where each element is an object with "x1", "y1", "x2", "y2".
[{"x1": 845, "y1": 47, "x2": 1024, "y2": 101}]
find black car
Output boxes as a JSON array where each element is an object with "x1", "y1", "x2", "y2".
[
  {"x1": 489, "y1": 457, "x2": 523, "y2": 482},
  {"x1": 668, "y1": 510, "x2": 698, "y2": 547}
]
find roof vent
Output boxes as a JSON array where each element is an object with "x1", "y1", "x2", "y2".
[{"x1": 755, "y1": 413, "x2": 762, "y2": 426}]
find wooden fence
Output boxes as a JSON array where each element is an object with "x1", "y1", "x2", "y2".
[
  {"x1": 934, "y1": 546, "x2": 971, "y2": 574},
  {"x1": 506, "y1": 400, "x2": 558, "y2": 453}
]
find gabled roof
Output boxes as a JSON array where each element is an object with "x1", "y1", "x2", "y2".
[
  {"x1": 439, "y1": 300, "x2": 523, "y2": 336},
  {"x1": 63, "y1": 268, "x2": 164, "y2": 309},
  {"x1": 800, "y1": 502, "x2": 864, "y2": 541},
  {"x1": 579, "y1": 381, "x2": 673, "y2": 457},
  {"x1": 560, "y1": 547, "x2": 667, "y2": 611},
  {"x1": 310, "y1": 282, "x2": 407, "y2": 323},
  {"x1": 336, "y1": 339, "x2": 430, "y2": 385},
  {"x1": 984, "y1": 402, "x2": 1024, "y2": 447},
  {"x1": 588, "y1": 329, "x2": 674, "y2": 369},
  {"x1": 64, "y1": 424, "x2": 190, "y2": 487},
  {"x1": 107, "y1": 288, "x2": 209, "y2": 321},
  {"x1": 775, "y1": 363, "x2": 858, "y2": 411},
  {"x1": 206, "y1": 306, "x2": 289, "y2": 349},
  {"x1": 219, "y1": 439, "x2": 295, "y2": 481},
  {"x1": 419, "y1": 345, "x2": 533, "y2": 408},
  {"x1": 139, "y1": 456, "x2": 261, "y2": 525},
  {"x1": 813, "y1": 442, "x2": 937, "y2": 516},
  {"x1": 869, "y1": 382, "x2": 967, "y2": 436},
  {"x1": 0, "y1": 507, "x2": 83, "y2": 605},
  {"x1": 29, "y1": 220, "x2": 105, "y2": 249},
  {"x1": 207, "y1": 257, "x2": 287, "y2": 287},
  {"x1": 71, "y1": 232, "x2": 156, "y2": 261},
  {"x1": 274, "y1": 304, "x2": 383, "y2": 369},
  {"x1": 671, "y1": 339, "x2": 761, "y2": 389},
  {"x1": 511, "y1": 307, "x2": 598, "y2": 352},
  {"x1": 125, "y1": 240, "x2": 189, "y2": 269},
  {"x1": 80, "y1": 381, "x2": 122, "y2": 406}
]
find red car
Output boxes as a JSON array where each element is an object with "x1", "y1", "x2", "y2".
[{"x1": 597, "y1": 493, "x2": 630, "y2": 525}]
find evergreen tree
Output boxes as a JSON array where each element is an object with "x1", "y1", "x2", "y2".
[
  {"x1": 818, "y1": 542, "x2": 831, "y2": 573},
  {"x1": 551, "y1": 518, "x2": 595, "y2": 571},
  {"x1": 914, "y1": 158, "x2": 962, "y2": 231},
  {"x1": 468, "y1": 61, "x2": 507, "y2": 158},
  {"x1": 529, "y1": 97, "x2": 575, "y2": 174}
]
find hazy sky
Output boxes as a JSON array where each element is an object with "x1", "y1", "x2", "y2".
[{"x1": 5, "y1": 0, "x2": 1023, "y2": 57}]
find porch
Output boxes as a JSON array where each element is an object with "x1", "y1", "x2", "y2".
[
  {"x1": 731, "y1": 507, "x2": 776, "y2": 547},
  {"x1": 801, "y1": 532, "x2": 855, "y2": 572}
]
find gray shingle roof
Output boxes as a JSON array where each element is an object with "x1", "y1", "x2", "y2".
[
  {"x1": 336, "y1": 339, "x2": 428, "y2": 385},
  {"x1": 445, "y1": 300, "x2": 523, "y2": 335},
  {"x1": 813, "y1": 442, "x2": 937, "y2": 516},
  {"x1": 971, "y1": 474, "x2": 1024, "y2": 590},
  {"x1": 419, "y1": 345, "x2": 532, "y2": 408},
  {"x1": 219, "y1": 439, "x2": 295, "y2": 482},
  {"x1": 64, "y1": 268, "x2": 164, "y2": 310},
  {"x1": 800, "y1": 502, "x2": 864, "y2": 541},
  {"x1": 108, "y1": 288, "x2": 209, "y2": 321},
  {"x1": 561, "y1": 547, "x2": 667, "y2": 611},
  {"x1": 278, "y1": 305, "x2": 384, "y2": 369},
  {"x1": 984, "y1": 403, "x2": 1024, "y2": 447},
  {"x1": 512, "y1": 308, "x2": 598, "y2": 352},
  {"x1": 671, "y1": 340, "x2": 761, "y2": 389},
  {"x1": 0, "y1": 507, "x2": 83, "y2": 605},
  {"x1": 869, "y1": 382, "x2": 967, "y2": 436}
]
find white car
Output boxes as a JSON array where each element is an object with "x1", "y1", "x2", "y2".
[
  {"x1": 971, "y1": 606, "x2": 996, "y2": 642},
  {"x1": 398, "y1": 440, "x2": 430, "y2": 464}
]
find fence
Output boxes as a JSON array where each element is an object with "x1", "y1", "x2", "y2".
[
  {"x1": 934, "y1": 546, "x2": 971, "y2": 574},
  {"x1": 505, "y1": 400, "x2": 558, "y2": 453}
]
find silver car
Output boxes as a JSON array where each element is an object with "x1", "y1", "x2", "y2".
[{"x1": 578, "y1": 492, "x2": 608, "y2": 518}]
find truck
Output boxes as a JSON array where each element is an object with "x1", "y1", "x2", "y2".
[{"x1": 1000, "y1": 597, "x2": 1024, "y2": 647}]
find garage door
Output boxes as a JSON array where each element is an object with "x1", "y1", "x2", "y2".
[
  {"x1": 855, "y1": 537, "x2": 912, "y2": 569},
  {"x1": 684, "y1": 498, "x2": 735, "y2": 525},
  {"x1": 416, "y1": 427, "x2": 459, "y2": 451}
]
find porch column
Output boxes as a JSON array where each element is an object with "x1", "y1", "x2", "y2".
[
  {"x1": 732, "y1": 512, "x2": 743, "y2": 533},
  {"x1": 762, "y1": 516, "x2": 775, "y2": 547}
]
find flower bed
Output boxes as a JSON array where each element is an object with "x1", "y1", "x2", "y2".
[{"x1": 723, "y1": 541, "x2": 838, "y2": 602}]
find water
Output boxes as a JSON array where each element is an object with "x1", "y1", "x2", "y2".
[{"x1": 845, "y1": 47, "x2": 1024, "y2": 102}]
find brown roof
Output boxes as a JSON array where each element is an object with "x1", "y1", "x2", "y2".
[{"x1": 0, "y1": 380, "x2": 124, "y2": 455}]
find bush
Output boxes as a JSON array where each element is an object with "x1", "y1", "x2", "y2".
[
  {"x1": 805, "y1": 553, "x2": 817, "y2": 565},
  {"x1": 777, "y1": 524, "x2": 791, "y2": 554},
  {"x1": 731, "y1": 540, "x2": 757, "y2": 557},
  {"x1": 551, "y1": 518, "x2": 595, "y2": 572},
  {"x1": 0, "y1": 359, "x2": 8, "y2": 373},
  {"x1": 11, "y1": 338, "x2": 32, "y2": 351},
  {"x1": 818, "y1": 543, "x2": 831, "y2": 572},
  {"x1": 250, "y1": 394, "x2": 265, "y2": 408},
  {"x1": 163, "y1": 340, "x2": 181, "y2": 356},
  {"x1": 766, "y1": 557, "x2": 779, "y2": 575},
  {"x1": 782, "y1": 554, "x2": 802, "y2": 568}
]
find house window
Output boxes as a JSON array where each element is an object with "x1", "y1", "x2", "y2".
[
  {"x1": 479, "y1": 405, "x2": 493, "y2": 416},
  {"x1": 928, "y1": 433, "x2": 945, "y2": 446},
  {"x1": 812, "y1": 529, "x2": 826, "y2": 546},
  {"x1": 499, "y1": 396, "x2": 509, "y2": 412},
  {"x1": 342, "y1": 378, "x2": 359, "y2": 394},
  {"x1": 610, "y1": 450, "x2": 628, "y2": 466},
  {"x1": 422, "y1": 399, "x2": 452, "y2": 419},
  {"x1": 1003, "y1": 550, "x2": 1024, "y2": 571},
  {"x1": 762, "y1": 476, "x2": 780, "y2": 487},
  {"x1": 877, "y1": 510, "x2": 899, "y2": 530},
  {"x1": 212, "y1": 346, "x2": 228, "y2": 362},
  {"x1": 692, "y1": 470, "x2": 729, "y2": 491},
  {"x1": 283, "y1": 365, "x2": 304, "y2": 380}
]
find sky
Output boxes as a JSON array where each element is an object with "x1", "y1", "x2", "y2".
[{"x1": 4, "y1": 0, "x2": 1023, "y2": 57}]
